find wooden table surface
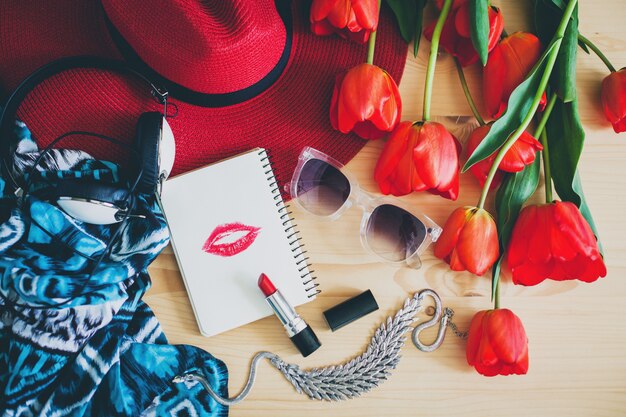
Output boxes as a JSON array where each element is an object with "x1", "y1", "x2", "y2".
[{"x1": 145, "y1": 2, "x2": 626, "y2": 416}]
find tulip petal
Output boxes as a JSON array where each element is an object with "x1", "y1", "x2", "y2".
[
  {"x1": 448, "y1": 247, "x2": 467, "y2": 271},
  {"x1": 467, "y1": 309, "x2": 529, "y2": 377},
  {"x1": 466, "y1": 310, "x2": 487, "y2": 366},
  {"x1": 325, "y1": 0, "x2": 352, "y2": 28},
  {"x1": 484, "y1": 32, "x2": 542, "y2": 119},
  {"x1": 466, "y1": 125, "x2": 501, "y2": 187},
  {"x1": 353, "y1": 120, "x2": 386, "y2": 140},
  {"x1": 430, "y1": 170, "x2": 459, "y2": 201},
  {"x1": 612, "y1": 116, "x2": 626, "y2": 133},
  {"x1": 336, "y1": 64, "x2": 399, "y2": 139},
  {"x1": 311, "y1": 19, "x2": 336, "y2": 36},
  {"x1": 601, "y1": 69, "x2": 626, "y2": 132},
  {"x1": 310, "y1": 0, "x2": 342, "y2": 21},
  {"x1": 486, "y1": 309, "x2": 528, "y2": 366},
  {"x1": 483, "y1": 44, "x2": 508, "y2": 118},
  {"x1": 454, "y1": 3, "x2": 471, "y2": 38},
  {"x1": 369, "y1": 72, "x2": 401, "y2": 133},
  {"x1": 526, "y1": 205, "x2": 553, "y2": 265},
  {"x1": 375, "y1": 122, "x2": 420, "y2": 195},
  {"x1": 499, "y1": 131, "x2": 543, "y2": 173},
  {"x1": 351, "y1": 0, "x2": 379, "y2": 31},
  {"x1": 434, "y1": 207, "x2": 470, "y2": 260},
  {"x1": 486, "y1": 7, "x2": 504, "y2": 53},
  {"x1": 455, "y1": 37, "x2": 479, "y2": 67},
  {"x1": 553, "y1": 201, "x2": 599, "y2": 257},
  {"x1": 507, "y1": 205, "x2": 537, "y2": 269},
  {"x1": 413, "y1": 122, "x2": 460, "y2": 194},
  {"x1": 337, "y1": 64, "x2": 378, "y2": 132},
  {"x1": 511, "y1": 262, "x2": 550, "y2": 286},
  {"x1": 509, "y1": 202, "x2": 606, "y2": 286},
  {"x1": 456, "y1": 209, "x2": 499, "y2": 275}
]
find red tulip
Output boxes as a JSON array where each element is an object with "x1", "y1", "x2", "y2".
[
  {"x1": 434, "y1": 206, "x2": 499, "y2": 275},
  {"x1": 601, "y1": 68, "x2": 626, "y2": 133},
  {"x1": 466, "y1": 309, "x2": 529, "y2": 377},
  {"x1": 465, "y1": 124, "x2": 543, "y2": 187},
  {"x1": 374, "y1": 121, "x2": 460, "y2": 199},
  {"x1": 484, "y1": 32, "x2": 546, "y2": 119},
  {"x1": 424, "y1": 2, "x2": 504, "y2": 67},
  {"x1": 310, "y1": 0, "x2": 379, "y2": 43},
  {"x1": 507, "y1": 201, "x2": 607, "y2": 285},
  {"x1": 330, "y1": 63, "x2": 402, "y2": 140}
]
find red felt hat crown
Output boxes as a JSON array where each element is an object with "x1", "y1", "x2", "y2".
[
  {"x1": 103, "y1": 0, "x2": 288, "y2": 95},
  {"x1": 0, "y1": 0, "x2": 407, "y2": 187}
]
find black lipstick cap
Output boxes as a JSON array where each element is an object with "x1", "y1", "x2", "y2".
[
  {"x1": 323, "y1": 290, "x2": 379, "y2": 332},
  {"x1": 290, "y1": 326, "x2": 321, "y2": 357}
]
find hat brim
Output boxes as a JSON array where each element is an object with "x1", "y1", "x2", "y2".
[{"x1": 0, "y1": 1, "x2": 407, "y2": 190}]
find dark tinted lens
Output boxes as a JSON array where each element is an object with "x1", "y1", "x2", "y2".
[
  {"x1": 296, "y1": 159, "x2": 350, "y2": 216},
  {"x1": 366, "y1": 204, "x2": 427, "y2": 262}
]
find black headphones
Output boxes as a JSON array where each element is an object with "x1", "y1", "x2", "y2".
[{"x1": 0, "y1": 56, "x2": 176, "y2": 225}]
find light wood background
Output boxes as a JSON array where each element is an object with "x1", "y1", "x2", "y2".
[{"x1": 145, "y1": 1, "x2": 626, "y2": 416}]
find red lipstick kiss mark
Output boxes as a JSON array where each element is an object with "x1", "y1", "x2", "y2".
[{"x1": 202, "y1": 222, "x2": 261, "y2": 257}]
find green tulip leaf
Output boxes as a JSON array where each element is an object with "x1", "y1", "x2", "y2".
[
  {"x1": 463, "y1": 40, "x2": 557, "y2": 172},
  {"x1": 491, "y1": 257, "x2": 503, "y2": 302},
  {"x1": 545, "y1": 0, "x2": 566, "y2": 9},
  {"x1": 385, "y1": 0, "x2": 427, "y2": 57},
  {"x1": 534, "y1": 0, "x2": 579, "y2": 102},
  {"x1": 470, "y1": 0, "x2": 490, "y2": 66},
  {"x1": 413, "y1": 0, "x2": 427, "y2": 57},
  {"x1": 385, "y1": 0, "x2": 415, "y2": 43},
  {"x1": 491, "y1": 156, "x2": 541, "y2": 300},
  {"x1": 546, "y1": 97, "x2": 602, "y2": 251},
  {"x1": 578, "y1": 39, "x2": 590, "y2": 54}
]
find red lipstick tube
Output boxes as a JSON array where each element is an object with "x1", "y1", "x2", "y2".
[{"x1": 258, "y1": 273, "x2": 321, "y2": 357}]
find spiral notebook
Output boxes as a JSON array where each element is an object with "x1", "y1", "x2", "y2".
[{"x1": 159, "y1": 148, "x2": 318, "y2": 337}]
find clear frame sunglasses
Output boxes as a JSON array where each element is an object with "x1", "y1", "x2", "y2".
[{"x1": 287, "y1": 147, "x2": 442, "y2": 269}]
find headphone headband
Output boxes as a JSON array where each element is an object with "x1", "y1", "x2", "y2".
[{"x1": 0, "y1": 56, "x2": 168, "y2": 191}]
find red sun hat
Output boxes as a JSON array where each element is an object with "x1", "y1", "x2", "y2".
[{"x1": 0, "y1": 0, "x2": 407, "y2": 189}]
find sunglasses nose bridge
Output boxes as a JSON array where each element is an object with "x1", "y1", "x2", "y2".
[{"x1": 353, "y1": 189, "x2": 376, "y2": 209}]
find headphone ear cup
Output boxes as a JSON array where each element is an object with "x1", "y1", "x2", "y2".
[
  {"x1": 38, "y1": 179, "x2": 134, "y2": 206},
  {"x1": 34, "y1": 179, "x2": 135, "y2": 224},
  {"x1": 134, "y1": 112, "x2": 162, "y2": 195}
]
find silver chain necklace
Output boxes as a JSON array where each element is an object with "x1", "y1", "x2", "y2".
[{"x1": 173, "y1": 289, "x2": 466, "y2": 404}]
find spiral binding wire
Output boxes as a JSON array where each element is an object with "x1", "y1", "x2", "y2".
[{"x1": 258, "y1": 149, "x2": 319, "y2": 298}]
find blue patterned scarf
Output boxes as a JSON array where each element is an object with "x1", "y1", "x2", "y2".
[{"x1": 0, "y1": 120, "x2": 229, "y2": 416}]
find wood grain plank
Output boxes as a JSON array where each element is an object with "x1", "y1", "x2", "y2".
[{"x1": 145, "y1": 1, "x2": 626, "y2": 415}]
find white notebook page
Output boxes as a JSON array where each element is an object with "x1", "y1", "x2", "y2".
[{"x1": 160, "y1": 148, "x2": 315, "y2": 337}]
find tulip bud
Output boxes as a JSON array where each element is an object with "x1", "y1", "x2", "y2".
[
  {"x1": 507, "y1": 201, "x2": 607, "y2": 285},
  {"x1": 310, "y1": 0, "x2": 379, "y2": 43},
  {"x1": 425, "y1": 2, "x2": 504, "y2": 67},
  {"x1": 466, "y1": 309, "x2": 529, "y2": 376},
  {"x1": 374, "y1": 121, "x2": 460, "y2": 199},
  {"x1": 465, "y1": 124, "x2": 543, "y2": 187},
  {"x1": 601, "y1": 68, "x2": 626, "y2": 133},
  {"x1": 483, "y1": 32, "x2": 546, "y2": 119},
  {"x1": 330, "y1": 63, "x2": 402, "y2": 140},
  {"x1": 434, "y1": 206, "x2": 499, "y2": 275}
]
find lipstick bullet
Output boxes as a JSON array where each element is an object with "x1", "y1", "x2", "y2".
[{"x1": 258, "y1": 273, "x2": 321, "y2": 357}]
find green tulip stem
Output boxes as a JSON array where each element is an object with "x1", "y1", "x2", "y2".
[
  {"x1": 535, "y1": 93, "x2": 557, "y2": 203},
  {"x1": 454, "y1": 58, "x2": 486, "y2": 126},
  {"x1": 533, "y1": 93, "x2": 557, "y2": 139},
  {"x1": 366, "y1": 0, "x2": 381, "y2": 65},
  {"x1": 422, "y1": 0, "x2": 453, "y2": 122},
  {"x1": 540, "y1": 130, "x2": 553, "y2": 202},
  {"x1": 476, "y1": 0, "x2": 579, "y2": 210},
  {"x1": 494, "y1": 277, "x2": 500, "y2": 309},
  {"x1": 578, "y1": 33, "x2": 617, "y2": 73}
]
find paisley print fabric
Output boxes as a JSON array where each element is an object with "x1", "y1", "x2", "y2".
[{"x1": 0, "y1": 119, "x2": 229, "y2": 416}]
